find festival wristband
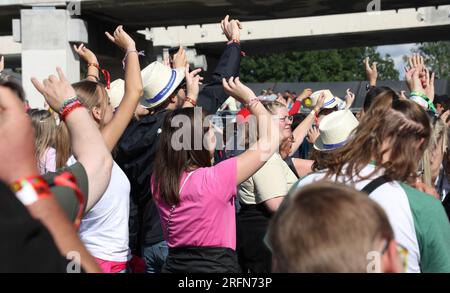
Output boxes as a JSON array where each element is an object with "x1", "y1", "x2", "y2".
[{"x1": 11, "y1": 176, "x2": 52, "y2": 206}]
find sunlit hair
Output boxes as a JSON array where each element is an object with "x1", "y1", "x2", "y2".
[
  {"x1": 55, "y1": 122, "x2": 71, "y2": 169},
  {"x1": 420, "y1": 117, "x2": 447, "y2": 186},
  {"x1": 153, "y1": 107, "x2": 212, "y2": 206},
  {"x1": 30, "y1": 110, "x2": 57, "y2": 171},
  {"x1": 316, "y1": 92, "x2": 431, "y2": 184},
  {"x1": 261, "y1": 100, "x2": 286, "y2": 114},
  {"x1": 72, "y1": 80, "x2": 110, "y2": 128}
]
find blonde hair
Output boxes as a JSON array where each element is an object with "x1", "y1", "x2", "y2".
[
  {"x1": 318, "y1": 94, "x2": 431, "y2": 185},
  {"x1": 420, "y1": 118, "x2": 447, "y2": 185},
  {"x1": 72, "y1": 80, "x2": 110, "y2": 128},
  {"x1": 30, "y1": 110, "x2": 57, "y2": 171}
]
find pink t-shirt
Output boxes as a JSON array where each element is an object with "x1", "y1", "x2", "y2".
[{"x1": 154, "y1": 158, "x2": 237, "y2": 250}]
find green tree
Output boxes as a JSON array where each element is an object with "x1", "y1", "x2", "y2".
[
  {"x1": 409, "y1": 41, "x2": 450, "y2": 79},
  {"x1": 241, "y1": 46, "x2": 399, "y2": 83}
]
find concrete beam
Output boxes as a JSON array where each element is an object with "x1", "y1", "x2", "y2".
[{"x1": 144, "y1": 5, "x2": 450, "y2": 47}]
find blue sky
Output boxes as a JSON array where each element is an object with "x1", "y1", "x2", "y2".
[{"x1": 377, "y1": 43, "x2": 418, "y2": 79}]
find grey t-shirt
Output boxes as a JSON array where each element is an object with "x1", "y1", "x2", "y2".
[{"x1": 43, "y1": 162, "x2": 89, "y2": 222}]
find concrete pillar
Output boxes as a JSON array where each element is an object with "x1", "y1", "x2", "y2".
[{"x1": 18, "y1": 8, "x2": 87, "y2": 108}]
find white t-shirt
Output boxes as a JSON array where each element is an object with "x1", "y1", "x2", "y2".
[
  {"x1": 68, "y1": 157, "x2": 131, "y2": 262},
  {"x1": 291, "y1": 163, "x2": 450, "y2": 273}
]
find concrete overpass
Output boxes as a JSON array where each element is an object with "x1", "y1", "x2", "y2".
[{"x1": 1, "y1": 0, "x2": 450, "y2": 107}]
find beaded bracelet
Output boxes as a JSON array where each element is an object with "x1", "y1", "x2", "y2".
[
  {"x1": 122, "y1": 50, "x2": 145, "y2": 69},
  {"x1": 87, "y1": 63, "x2": 111, "y2": 89},
  {"x1": 246, "y1": 96, "x2": 260, "y2": 107},
  {"x1": 59, "y1": 97, "x2": 79, "y2": 114}
]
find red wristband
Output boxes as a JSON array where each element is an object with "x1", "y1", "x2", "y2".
[
  {"x1": 185, "y1": 97, "x2": 197, "y2": 107},
  {"x1": 61, "y1": 100, "x2": 84, "y2": 122}
]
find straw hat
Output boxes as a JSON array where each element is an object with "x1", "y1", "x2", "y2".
[
  {"x1": 310, "y1": 89, "x2": 344, "y2": 109},
  {"x1": 106, "y1": 61, "x2": 186, "y2": 109},
  {"x1": 313, "y1": 110, "x2": 359, "y2": 151},
  {"x1": 106, "y1": 79, "x2": 124, "y2": 108}
]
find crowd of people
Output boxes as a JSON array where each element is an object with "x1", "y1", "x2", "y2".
[{"x1": 0, "y1": 15, "x2": 449, "y2": 273}]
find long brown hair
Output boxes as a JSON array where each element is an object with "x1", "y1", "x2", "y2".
[
  {"x1": 153, "y1": 107, "x2": 212, "y2": 206},
  {"x1": 316, "y1": 91, "x2": 431, "y2": 184}
]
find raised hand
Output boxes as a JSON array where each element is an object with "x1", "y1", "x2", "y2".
[
  {"x1": 222, "y1": 77, "x2": 256, "y2": 105},
  {"x1": 105, "y1": 25, "x2": 136, "y2": 52},
  {"x1": 221, "y1": 15, "x2": 242, "y2": 42},
  {"x1": 73, "y1": 43, "x2": 98, "y2": 64},
  {"x1": 344, "y1": 89, "x2": 355, "y2": 110},
  {"x1": 173, "y1": 46, "x2": 187, "y2": 69},
  {"x1": 440, "y1": 110, "x2": 450, "y2": 126},
  {"x1": 306, "y1": 127, "x2": 320, "y2": 144},
  {"x1": 314, "y1": 92, "x2": 326, "y2": 111},
  {"x1": 364, "y1": 57, "x2": 378, "y2": 87},
  {"x1": 0, "y1": 86, "x2": 38, "y2": 184},
  {"x1": 298, "y1": 88, "x2": 312, "y2": 101},
  {"x1": 185, "y1": 66, "x2": 203, "y2": 102},
  {"x1": 407, "y1": 54, "x2": 427, "y2": 87},
  {"x1": 424, "y1": 68, "x2": 435, "y2": 102},
  {"x1": 31, "y1": 67, "x2": 76, "y2": 112},
  {"x1": 276, "y1": 94, "x2": 287, "y2": 106}
]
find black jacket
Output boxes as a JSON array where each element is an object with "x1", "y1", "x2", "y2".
[{"x1": 115, "y1": 43, "x2": 242, "y2": 254}]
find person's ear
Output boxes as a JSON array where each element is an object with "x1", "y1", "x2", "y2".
[
  {"x1": 416, "y1": 137, "x2": 425, "y2": 150},
  {"x1": 381, "y1": 240, "x2": 403, "y2": 273},
  {"x1": 91, "y1": 106, "x2": 102, "y2": 122}
]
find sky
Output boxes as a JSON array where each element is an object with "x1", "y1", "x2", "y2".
[{"x1": 377, "y1": 43, "x2": 418, "y2": 79}]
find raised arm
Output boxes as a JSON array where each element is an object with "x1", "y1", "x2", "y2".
[
  {"x1": 223, "y1": 77, "x2": 280, "y2": 184},
  {"x1": 73, "y1": 44, "x2": 100, "y2": 82},
  {"x1": 364, "y1": 57, "x2": 378, "y2": 87},
  {"x1": 31, "y1": 67, "x2": 113, "y2": 212},
  {"x1": 344, "y1": 89, "x2": 355, "y2": 110},
  {"x1": 289, "y1": 93, "x2": 325, "y2": 156},
  {"x1": 102, "y1": 25, "x2": 144, "y2": 151},
  {"x1": 0, "y1": 85, "x2": 100, "y2": 273},
  {"x1": 197, "y1": 15, "x2": 243, "y2": 114},
  {"x1": 183, "y1": 65, "x2": 203, "y2": 108}
]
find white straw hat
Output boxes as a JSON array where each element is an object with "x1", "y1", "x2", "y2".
[
  {"x1": 313, "y1": 110, "x2": 359, "y2": 151},
  {"x1": 140, "y1": 62, "x2": 185, "y2": 108},
  {"x1": 106, "y1": 78, "x2": 125, "y2": 108},
  {"x1": 105, "y1": 61, "x2": 185, "y2": 109},
  {"x1": 310, "y1": 89, "x2": 344, "y2": 109}
]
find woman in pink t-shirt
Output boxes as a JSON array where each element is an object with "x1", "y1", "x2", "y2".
[{"x1": 152, "y1": 77, "x2": 282, "y2": 273}]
